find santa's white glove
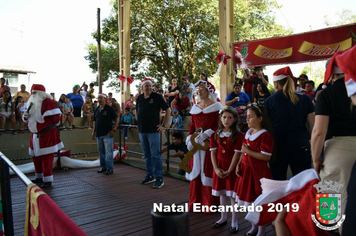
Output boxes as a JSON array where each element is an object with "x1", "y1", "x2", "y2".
[
  {"x1": 187, "y1": 140, "x2": 194, "y2": 151},
  {"x1": 195, "y1": 129, "x2": 214, "y2": 145},
  {"x1": 186, "y1": 135, "x2": 194, "y2": 151},
  {"x1": 194, "y1": 132, "x2": 209, "y2": 144},
  {"x1": 23, "y1": 112, "x2": 29, "y2": 120}
]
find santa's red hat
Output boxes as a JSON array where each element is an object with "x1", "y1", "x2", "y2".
[
  {"x1": 141, "y1": 78, "x2": 152, "y2": 86},
  {"x1": 324, "y1": 51, "x2": 344, "y2": 85},
  {"x1": 31, "y1": 84, "x2": 46, "y2": 94},
  {"x1": 97, "y1": 93, "x2": 107, "y2": 99},
  {"x1": 273, "y1": 66, "x2": 297, "y2": 88},
  {"x1": 273, "y1": 66, "x2": 294, "y2": 82},
  {"x1": 194, "y1": 80, "x2": 216, "y2": 94},
  {"x1": 324, "y1": 45, "x2": 356, "y2": 96}
]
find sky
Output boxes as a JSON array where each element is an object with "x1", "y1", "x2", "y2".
[
  {"x1": 0, "y1": 0, "x2": 112, "y2": 97},
  {"x1": 0, "y1": 0, "x2": 355, "y2": 100}
]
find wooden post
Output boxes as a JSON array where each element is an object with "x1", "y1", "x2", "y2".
[
  {"x1": 97, "y1": 8, "x2": 103, "y2": 93},
  {"x1": 219, "y1": 0, "x2": 234, "y2": 105},
  {"x1": 118, "y1": 0, "x2": 131, "y2": 108}
]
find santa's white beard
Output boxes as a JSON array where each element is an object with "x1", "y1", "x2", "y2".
[{"x1": 27, "y1": 92, "x2": 52, "y2": 115}]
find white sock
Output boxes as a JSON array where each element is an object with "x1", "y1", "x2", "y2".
[
  {"x1": 216, "y1": 195, "x2": 228, "y2": 224},
  {"x1": 230, "y1": 197, "x2": 238, "y2": 228},
  {"x1": 247, "y1": 222, "x2": 258, "y2": 234},
  {"x1": 257, "y1": 225, "x2": 266, "y2": 236}
]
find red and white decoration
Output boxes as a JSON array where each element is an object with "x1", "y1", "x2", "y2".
[
  {"x1": 216, "y1": 50, "x2": 231, "y2": 76},
  {"x1": 245, "y1": 169, "x2": 330, "y2": 236},
  {"x1": 119, "y1": 75, "x2": 134, "y2": 92}
]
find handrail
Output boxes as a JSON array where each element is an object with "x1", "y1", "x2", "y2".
[
  {"x1": 0, "y1": 151, "x2": 23, "y2": 236},
  {"x1": 1, "y1": 152, "x2": 32, "y2": 186},
  {"x1": 118, "y1": 124, "x2": 190, "y2": 173}
]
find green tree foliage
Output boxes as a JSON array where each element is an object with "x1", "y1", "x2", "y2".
[
  {"x1": 301, "y1": 9, "x2": 356, "y2": 87},
  {"x1": 85, "y1": 0, "x2": 291, "y2": 90},
  {"x1": 324, "y1": 9, "x2": 356, "y2": 27}
]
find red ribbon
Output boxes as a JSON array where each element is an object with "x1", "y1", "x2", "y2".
[
  {"x1": 216, "y1": 50, "x2": 231, "y2": 65},
  {"x1": 119, "y1": 75, "x2": 134, "y2": 85}
]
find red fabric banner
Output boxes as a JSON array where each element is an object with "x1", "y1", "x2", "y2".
[
  {"x1": 25, "y1": 184, "x2": 87, "y2": 236},
  {"x1": 232, "y1": 23, "x2": 356, "y2": 69}
]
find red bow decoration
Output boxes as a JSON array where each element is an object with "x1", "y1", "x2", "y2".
[
  {"x1": 216, "y1": 50, "x2": 231, "y2": 65},
  {"x1": 119, "y1": 75, "x2": 134, "y2": 85}
]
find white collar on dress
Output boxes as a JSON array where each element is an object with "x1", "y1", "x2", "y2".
[
  {"x1": 219, "y1": 131, "x2": 231, "y2": 138},
  {"x1": 245, "y1": 128, "x2": 267, "y2": 141},
  {"x1": 190, "y1": 102, "x2": 223, "y2": 114}
]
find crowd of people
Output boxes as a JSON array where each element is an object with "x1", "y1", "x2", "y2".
[{"x1": 2, "y1": 45, "x2": 356, "y2": 235}]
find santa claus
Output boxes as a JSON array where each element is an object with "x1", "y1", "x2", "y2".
[{"x1": 23, "y1": 84, "x2": 64, "y2": 188}]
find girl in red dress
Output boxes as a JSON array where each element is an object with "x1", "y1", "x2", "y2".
[
  {"x1": 234, "y1": 105, "x2": 273, "y2": 236},
  {"x1": 210, "y1": 106, "x2": 244, "y2": 234}
]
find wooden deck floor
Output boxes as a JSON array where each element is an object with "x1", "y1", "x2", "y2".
[{"x1": 11, "y1": 163, "x2": 276, "y2": 236}]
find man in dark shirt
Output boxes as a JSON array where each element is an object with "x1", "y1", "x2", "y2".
[
  {"x1": 161, "y1": 132, "x2": 188, "y2": 175},
  {"x1": 251, "y1": 66, "x2": 269, "y2": 99},
  {"x1": 137, "y1": 78, "x2": 171, "y2": 188},
  {"x1": 91, "y1": 93, "x2": 119, "y2": 175},
  {"x1": 312, "y1": 53, "x2": 356, "y2": 216}
]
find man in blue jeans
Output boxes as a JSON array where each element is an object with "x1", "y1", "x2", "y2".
[
  {"x1": 136, "y1": 78, "x2": 171, "y2": 188},
  {"x1": 91, "y1": 93, "x2": 119, "y2": 175}
]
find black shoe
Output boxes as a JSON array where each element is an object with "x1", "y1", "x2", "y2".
[
  {"x1": 32, "y1": 178, "x2": 43, "y2": 183},
  {"x1": 230, "y1": 227, "x2": 239, "y2": 234},
  {"x1": 212, "y1": 220, "x2": 227, "y2": 228},
  {"x1": 41, "y1": 182, "x2": 52, "y2": 188},
  {"x1": 105, "y1": 169, "x2": 113, "y2": 175},
  {"x1": 97, "y1": 168, "x2": 107, "y2": 173}
]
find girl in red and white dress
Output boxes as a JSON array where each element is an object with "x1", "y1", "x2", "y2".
[
  {"x1": 234, "y1": 104, "x2": 273, "y2": 236},
  {"x1": 210, "y1": 106, "x2": 244, "y2": 234}
]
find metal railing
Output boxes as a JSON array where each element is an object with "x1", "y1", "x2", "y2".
[
  {"x1": 0, "y1": 151, "x2": 32, "y2": 236},
  {"x1": 117, "y1": 124, "x2": 189, "y2": 173}
]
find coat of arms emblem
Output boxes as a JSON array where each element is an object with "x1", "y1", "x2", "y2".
[{"x1": 311, "y1": 180, "x2": 346, "y2": 230}]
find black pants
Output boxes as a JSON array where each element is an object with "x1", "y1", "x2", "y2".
[
  {"x1": 270, "y1": 141, "x2": 311, "y2": 180},
  {"x1": 73, "y1": 107, "x2": 82, "y2": 117}
]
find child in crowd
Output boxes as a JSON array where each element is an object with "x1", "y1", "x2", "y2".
[
  {"x1": 15, "y1": 96, "x2": 27, "y2": 133},
  {"x1": 234, "y1": 105, "x2": 273, "y2": 236},
  {"x1": 61, "y1": 96, "x2": 74, "y2": 130},
  {"x1": 92, "y1": 100, "x2": 98, "y2": 111},
  {"x1": 160, "y1": 132, "x2": 188, "y2": 175},
  {"x1": 254, "y1": 82, "x2": 271, "y2": 106},
  {"x1": 88, "y1": 83, "x2": 95, "y2": 99},
  {"x1": 164, "y1": 108, "x2": 183, "y2": 144},
  {"x1": 83, "y1": 96, "x2": 93, "y2": 128},
  {"x1": 210, "y1": 106, "x2": 244, "y2": 234},
  {"x1": 302, "y1": 80, "x2": 315, "y2": 100},
  {"x1": 120, "y1": 107, "x2": 135, "y2": 140}
]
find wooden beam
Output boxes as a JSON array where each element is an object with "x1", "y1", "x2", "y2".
[
  {"x1": 118, "y1": 0, "x2": 131, "y2": 108},
  {"x1": 219, "y1": 0, "x2": 234, "y2": 105},
  {"x1": 97, "y1": 8, "x2": 103, "y2": 93}
]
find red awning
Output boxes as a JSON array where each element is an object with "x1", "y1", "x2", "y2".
[{"x1": 232, "y1": 23, "x2": 356, "y2": 69}]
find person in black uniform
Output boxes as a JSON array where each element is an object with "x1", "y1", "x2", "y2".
[
  {"x1": 264, "y1": 66, "x2": 315, "y2": 180},
  {"x1": 312, "y1": 47, "x2": 356, "y2": 223}
]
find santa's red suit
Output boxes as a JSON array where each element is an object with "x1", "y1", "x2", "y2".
[{"x1": 24, "y1": 84, "x2": 64, "y2": 186}]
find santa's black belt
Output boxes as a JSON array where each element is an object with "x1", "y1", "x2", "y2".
[
  {"x1": 36, "y1": 124, "x2": 56, "y2": 138},
  {"x1": 195, "y1": 128, "x2": 206, "y2": 133}
]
